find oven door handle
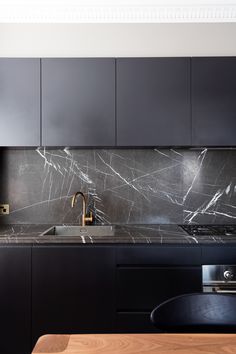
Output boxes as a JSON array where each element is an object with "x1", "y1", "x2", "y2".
[{"x1": 215, "y1": 289, "x2": 236, "y2": 293}]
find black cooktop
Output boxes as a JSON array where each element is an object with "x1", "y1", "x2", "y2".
[{"x1": 180, "y1": 225, "x2": 236, "y2": 236}]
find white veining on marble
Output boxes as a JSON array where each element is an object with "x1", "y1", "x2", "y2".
[
  {"x1": 10, "y1": 195, "x2": 74, "y2": 214},
  {"x1": 97, "y1": 152, "x2": 150, "y2": 202}
]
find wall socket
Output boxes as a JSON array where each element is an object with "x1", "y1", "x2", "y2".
[{"x1": 0, "y1": 204, "x2": 9, "y2": 215}]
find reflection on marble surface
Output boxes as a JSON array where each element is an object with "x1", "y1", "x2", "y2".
[
  {"x1": 0, "y1": 148, "x2": 235, "y2": 225},
  {"x1": 183, "y1": 149, "x2": 236, "y2": 224}
]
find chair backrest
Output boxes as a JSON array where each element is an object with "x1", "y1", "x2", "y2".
[{"x1": 151, "y1": 293, "x2": 236, "y2": 333}]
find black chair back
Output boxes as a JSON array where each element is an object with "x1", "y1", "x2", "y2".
[{"x1": 151, "y1": 293, "x2": 236, "y2": 333}]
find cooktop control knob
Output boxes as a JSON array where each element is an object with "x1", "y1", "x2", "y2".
[{"x1": 224, "y1": 270, "x2": 234, "y2": 280}]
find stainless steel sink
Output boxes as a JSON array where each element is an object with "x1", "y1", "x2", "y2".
[{"x1": 41, "y1": 225, "x2": 115, "y2": 237}]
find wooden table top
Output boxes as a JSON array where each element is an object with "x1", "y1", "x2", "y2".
[{"x1": 32, "y1": 333, "x2": 236, "y2": 354}]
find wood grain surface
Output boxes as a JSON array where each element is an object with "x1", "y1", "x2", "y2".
[
  {"x1": 33, "y1": 335, "x2": 70, "y2": 353},
  {"x1": 32, "y1": 333, "x2": 236, "y2": 354}
]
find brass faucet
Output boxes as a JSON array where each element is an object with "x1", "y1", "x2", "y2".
[{"x1": 71, "y1": 191, "x2": 93, "y2": 226}]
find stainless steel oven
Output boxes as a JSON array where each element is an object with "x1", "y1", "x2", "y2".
[{"x1": 203, "y1": 265, "x2": 236, "y2": 294}]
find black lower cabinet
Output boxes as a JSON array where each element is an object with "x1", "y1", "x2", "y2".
[
  {"x1": 32, "y1": 246, "x2": 116, "y2": 347},
  {"x1": 2, "y1": 243, "x2": 234, "y2": 352},
  {"x1": 0, "y1": 246, "x2": 31, "y2": 354},
  {"x1": 116, "y1": 266, "x2": 202, "y2": 332},
  {"x1": 115, "y1": 247, "x2": 202, "y2": 332},
  {"x1": 31, "y1": 245, "x2": 203, "y2": 342}
]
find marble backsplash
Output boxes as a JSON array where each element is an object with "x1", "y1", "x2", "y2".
[{"x1": 0, "y1": 148, "x2": 235, "y2": 225}]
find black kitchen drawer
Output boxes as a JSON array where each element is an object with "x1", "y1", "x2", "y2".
[
  {"x1": 202, "y1": 246, "x2": 236, "y2": 264},
  {"x1": 116, "y1": 246, "x2": 201, "y2": 265},
  {"x1": 116, "y1": 266, "x2": 202, "y2": 311}
]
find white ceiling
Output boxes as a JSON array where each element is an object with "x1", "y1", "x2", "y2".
[{"x1": 0, "y1": 0, "x2": 236, "y2": 22}]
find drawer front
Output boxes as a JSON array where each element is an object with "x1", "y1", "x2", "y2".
[
  {"x1": 202, "y1": 247, "x2": 236, "y2": 264},
  {"x1": 117, "y1": 266, "x2": 202, "y2": 311},
  {"x1": 116, "y1": 247, "x2": 201, "y2": 265}
]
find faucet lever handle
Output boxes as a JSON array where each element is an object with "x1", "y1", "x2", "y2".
[{"x1": 85, "y1": 211, "x2": 93, "y2": 223}]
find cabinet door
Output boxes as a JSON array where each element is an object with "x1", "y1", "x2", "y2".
[
  {"x1": 0, "y1": 59, "x2": 40, "y2": 146},
  {"x1": 42, "y1": 59, "x2": 115, "y2": 146},
  {"x1": 117, "y1": 58, "x2": 191, "y2": 146},
  {"x1": 192, "y1": 57, "x2": 236, "y2": 146},
  {"x1": 0, "y1": 246, "x2": 31, "y2": 354},
  {"x1": 32, "y1": 246, "x2": 115, "y2": 347}
]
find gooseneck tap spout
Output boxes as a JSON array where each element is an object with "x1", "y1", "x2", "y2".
[{"x1": 71, "y1": 191, "x2": 93, "y2": 227}]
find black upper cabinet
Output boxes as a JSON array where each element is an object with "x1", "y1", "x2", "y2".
[
  {"x1": 0, "y1": 246, "x2": 31, "y2": 354},
  {"x1": 116, "y1": 58, "x2": 191, "y2": 146},
  {"x1": 0, "y1": 59, "x2": 40, "y2": 146},
  {"x1": 42, "y1": 59, "x2": 115, "y2": 146},
  {"x1": 192, "y1": 57, "x2": 236, "y2": 146},
  {"x1": 2, "y1": 57, "x2": 236, "y2": 147}
]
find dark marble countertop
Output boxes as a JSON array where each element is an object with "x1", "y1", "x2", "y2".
[{"x1": 0, "y1": 224, "x2": 235, "y2": 244}]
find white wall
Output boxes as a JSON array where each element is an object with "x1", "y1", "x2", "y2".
[{"x1": 0, "y1": 23, "x2": 236, "y2": 57}]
